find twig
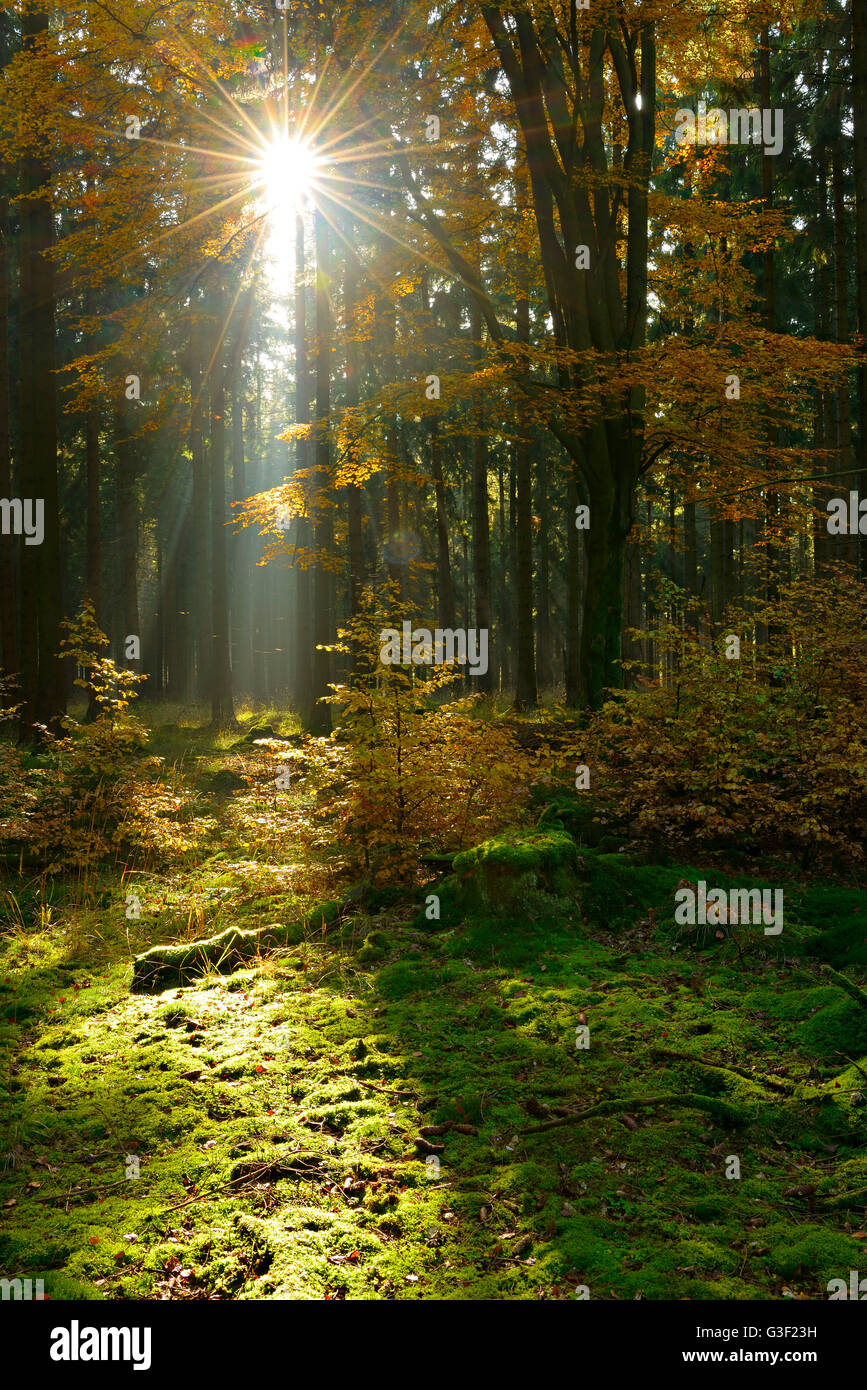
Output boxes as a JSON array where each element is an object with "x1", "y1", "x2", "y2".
[
  {"x1": 33, "y1": 1176, "x2": 132, "y2": 1204},
  {"x1": 353, "y1": 1076, "x2": 418, "y2": 1099}
]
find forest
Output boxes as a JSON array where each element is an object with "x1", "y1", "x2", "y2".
[{"x1": 1, "y1": 0, "x2": 867, "y2": 1318}]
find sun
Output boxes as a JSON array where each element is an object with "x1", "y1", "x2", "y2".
[{"x1": 256, "y1": 136, "x2": 320, "y2": 213}]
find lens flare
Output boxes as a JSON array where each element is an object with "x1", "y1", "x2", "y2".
[{"x1": 256, "y1": 136, "x2": 320, "y2": 211}]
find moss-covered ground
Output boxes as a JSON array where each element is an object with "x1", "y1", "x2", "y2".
[{"x1": 2, "y1": 712, "x2": 867, "y2": 1301}]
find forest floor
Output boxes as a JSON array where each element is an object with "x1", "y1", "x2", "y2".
[{"x1": 2, "y1": 709, "x2": 867, "y2": 1300}]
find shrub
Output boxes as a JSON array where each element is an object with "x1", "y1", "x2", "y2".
[
  {"x1": 288, "y1": 585, "x2": 539, "y2": 883},
  {"x1": 567, "y1": 569, "x2": 867, "y2": 873},
  {"x1": 4, "y1": 601, "x2": 202, "y2": 871}
]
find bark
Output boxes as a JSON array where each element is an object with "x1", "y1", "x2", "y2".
[
  {"x1": 207, "y1": 266, "x2": 236, "y2": 728},
  {"x1": 309, "y1": 209, "x2": 333, "y2": 735},
  {"x1": 294, "y1": 210, "x2": 313, "y2": 718},
  {"x1": 514, "y1": 287, "x2": 536, "y2": 708},
  {"x1": 535, "y1": 446, "x2": 553, "y2": 689},
  {"x1": 0, "y1": 175, "x2": 14, "y2": 674},
  {"x1": 852, "y1": 0, "x2": 867, "y2": 575},
  {"x1": 479, "y1": 8, "x2": 655, "y2": 707},
  {"x1": 469, "y1": 293, "x2": 493, "y2": 694},
  {"x1": 188, "y1": 301, "x2": 210, "y2": 700},
  {"x1": 343, "y1": 251, "x2": 365, "y2": 631},
  {"x1": 829, "y1": 135, "x2": 856, "y2": 572},
  {"x1": 497, "y1": 457, "x2": 509, "y2": 691},
  {"x1": 113, "y1": 398, "x2": 140, "y2": 664},
  {"x1": 430, "y1": 418, "x2": 455, "y2": 629},
  {"x1": 18, "y1": 6, "x2": 65, "y2": 732}
]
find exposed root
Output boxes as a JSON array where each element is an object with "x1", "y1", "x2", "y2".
[{"x1": 516, "y1": 1091, "x2": 746, "y2": 1137}]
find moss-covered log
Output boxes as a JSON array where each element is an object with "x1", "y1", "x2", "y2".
[
  {"x1": 823, "y1": 965, "x2": 867, "y2": 1012},
  {"x1": 130, "y1": 901, "x2": 340, "y2": 993}
]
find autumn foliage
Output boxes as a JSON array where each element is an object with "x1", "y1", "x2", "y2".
[
  {"x1": 569, "y1": 570, "x2": 867, "y2": 874},
  {"x1": 0, "y1": 604, "x2": 199, "y2": 871},
  {"x1": 272, "y1": 586, "x2": 538, "y2": 883}
]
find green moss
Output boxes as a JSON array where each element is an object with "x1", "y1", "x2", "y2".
[
  {"x1": 797, "y1": 1000, "x2": 867, "y2": 1062},
  {"x1": 452, "y1": 829, "x2": 580, "y2": 914},
  {"x1": 2, "y1": 721, "x2": 867, "y2": 1302},
  {"x1": 357, "y1": 930, "x2": 390, "y2": 963}
]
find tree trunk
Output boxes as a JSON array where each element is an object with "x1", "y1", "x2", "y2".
[
  {"x1": 188, "y1": 301, "x2": 210, "y2": 701},
  {"x1": 0, "y1": 173, "x2": 14, "y2": 675},
  {"x1": 430, "y1": 417, "x2": 454, "y2": 629},
  {"x1": 469, "y1": 294, "x2": 493, "y2": 693},
  {"x1": 309, "y1": 209, "x2": 333, "y2": 735},
  {"x1": 514, "y1": 287, "x2": 536, "y2": 708},
  {"x1": 535, "y1": 446, "x2": 553, "y2": 689},
  {"x1": 18, "y1": 6, "x2": 65, "y2": 732},
  {"x1": 343, "y1": 250, "x2": 365, "y2": 632},
  {"x1": 852, "y1": 0, "x2": 867, "y2": 575},
  {"x1": 207, "y1": 267, "x2": 235, "y2": 728}
]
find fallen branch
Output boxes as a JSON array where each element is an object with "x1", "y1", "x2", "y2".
[
  {"x1": 32, "y1": 1176, "x2": 132, "y2": 1205},
  {"x1": 516, "y1": 1092, "x2": 746, "y2": 1137},
  {"x1": 353, "y1": 1076, "x2": 419, "y2": 1100}
]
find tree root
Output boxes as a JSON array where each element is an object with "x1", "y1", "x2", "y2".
[
  {"x1": 649, "y1": 1046, "x2": 803, "y2": 1095},
  {"x1": 130, "y1": 900, "x2": 341, "y2": 993},
  {"x1": 516, "y1": 1091, "x2": 746, "y2": 1137}
]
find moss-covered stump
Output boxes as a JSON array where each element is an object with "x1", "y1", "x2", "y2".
[
  {"x1": 130, "y1": 901, "x2": 340, "y2": 993},
  {"x1": 418, "y1": 828, "x2": 581, "y2": 929}
]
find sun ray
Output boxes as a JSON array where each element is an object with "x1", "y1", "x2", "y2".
[
  {"x1": 313, "y1": 184, "x2": 459, "y2": 291},
  {"x1": 299, "y1": 14, "x2": 409, "y2": 150},
  {"x1": 164, "y1": 20, "x2": 269, "y2": 152}
]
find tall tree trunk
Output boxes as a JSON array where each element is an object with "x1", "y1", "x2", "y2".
[
  {"x1": 85, "y1": 406, "x2": 101, "y2": 623},
  {"x1": 496, "y1": 458, "x2": 508, "y2": 691},
  {"x1": 343, "y1": 249, "x2": 365, "y2": 631},
  {"x1": 535, "y1": 446, "x2": 553, "y2": 689},
  {"x1": 208, "y1": 267, "x2": 235, "y2": 728},
  {"x1": 294, "y1": 209, "x2": 313, "y2": 718},
  {"x1": 18, "y1": 6, "x2": 64, "y2": 733},
  {"x1": 852, "y1": 0, "x2": 867, "y2": 575},
  {"x1": 469, "y1": 293, "x2": 493, "y2": 693},
  {"x1": 430, "y1": 417, "x2": 454, "y2": 629},
  {"x1": 759, "y1": 25, "x2": 783, "y2": 609},
  {"x1": 189, "y1": 302, "x2": 210, "y2": 701},
  {"x1": 114, "y1": 398, "x2": 140, "y2": 665},
  {"x1": 0, "y1": 170, "x2": 14, "y2": 675},
  {"x1": 565, "y1": 464, "x2": 583, "y2": 702},
  {"x1": 514, "y1": 287, "x2": 536, "y2": 708},
  {"x1": 309, "y1": 209, "x2": 333, "y2": 735},
  {"x1": 832, "y1": 139, "x2": 854, "y2": 481}
]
